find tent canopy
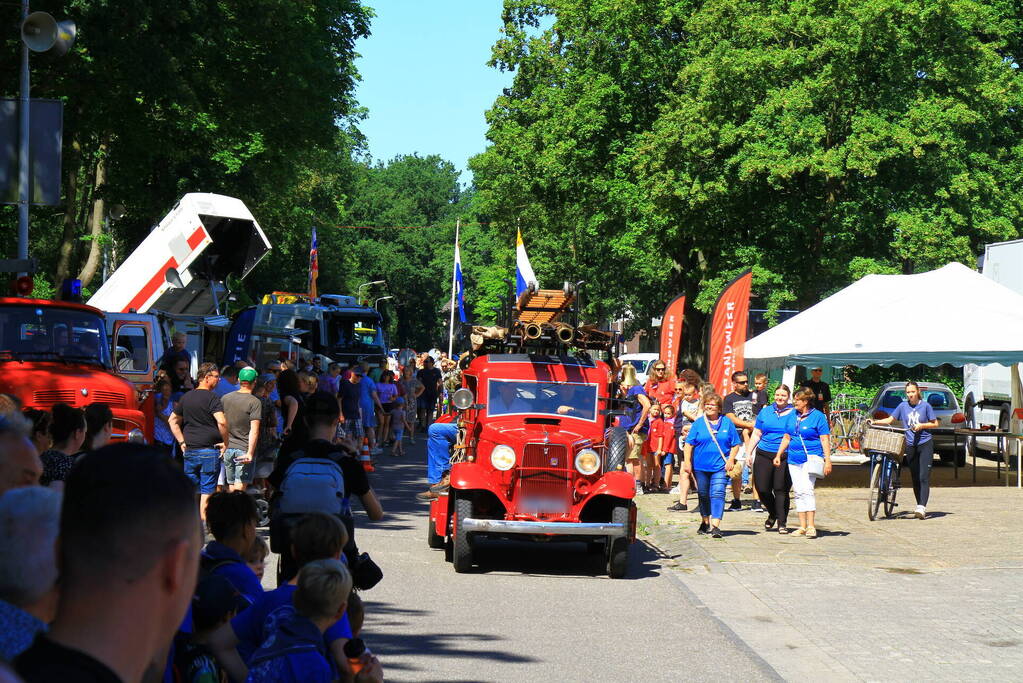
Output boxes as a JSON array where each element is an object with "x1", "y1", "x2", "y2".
[{"x1": 744, "y1": 263, "x2": 1023, "y2": 370}]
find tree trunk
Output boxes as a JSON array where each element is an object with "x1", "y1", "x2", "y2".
[
  {"x1": 77, "y1": 141, "x2": 108, "y2": 287},
  {"x1": 55, "y1": 138, "x2": 82, "y2": 283}
]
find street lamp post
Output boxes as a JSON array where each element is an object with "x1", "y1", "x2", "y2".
[
  {"x1": 374, "y1": 295, "x2": 394, "y2": 310},
  {"x1": 357, "y1": 280, "x2": 385, "y2": 305}
]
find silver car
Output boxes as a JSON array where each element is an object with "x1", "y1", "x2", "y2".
[{"x1": 868, "y1": 381, "x2": 967, "y2": 465}]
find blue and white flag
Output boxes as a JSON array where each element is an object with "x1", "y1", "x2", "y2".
[
  {"x1": 515, "y1": 228, "x2": 539, "y2": 297},
  {"x1": 454, "y1": 239, "x2": 467, "y2": 323}
]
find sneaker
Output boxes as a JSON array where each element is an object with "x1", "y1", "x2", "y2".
[
  {"x1": 669, "y1": 485, "x2": 680, "y2": 495},
  {"x1": 915, "y1": 505, "x2": 926, "y2": 519},
  {"x1": 416, "y1": 489, "x2": 440, "y2": 501},
  {"x1": 635, "y1": 482, "x2": 645, "y2": 496},
  {"x1": 666, "y1": 502, "x2": 687, "y2": 512},
  {"x1": 697, "y1": 522, "x2": 709, "y2": 534},
  {"x1": 793, "y1": 527, "x2": 806, "y2": 536},
  {"x1": 806, "y1": 526, "x2": 818, "y2": 538},
  {"x1": 728, "y1": 499, "x2": 742, "y2": 511},
  {"x1": 711, "y1": 526, "x2": 723, "y2": 538},
  {"x1": 429, "y1": 475, "x2": 450, "y2": 492},
  {"x1": 751, "y1": 501, "x2": 764, "y2": 513}
]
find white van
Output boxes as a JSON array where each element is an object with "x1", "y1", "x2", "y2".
[{"x1": 619, "y1": 353, "x2": 660, "y2": 385}]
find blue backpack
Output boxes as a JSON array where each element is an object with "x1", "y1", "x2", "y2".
[{"x1": 278, "y1": 455, "x2": 348, "y2": 516}]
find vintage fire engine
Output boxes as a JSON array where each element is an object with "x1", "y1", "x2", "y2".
[{"x1": 427, "y1": 284, "x2": 636, "y2": 578}]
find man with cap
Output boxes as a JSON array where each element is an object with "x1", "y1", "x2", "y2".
[
  {"x1": 800, "y1": 367, "x2": 832, "y2": 415},
  {"x1": 221, "y1": 367, "x2": 262, "y2": 492}
]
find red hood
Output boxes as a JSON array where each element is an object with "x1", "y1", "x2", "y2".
[{"x1": 0, "y1": 360, "x2": 137, "y2": 409}]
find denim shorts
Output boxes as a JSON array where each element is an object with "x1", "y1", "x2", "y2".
[
  {"x1": 182, "y1": 448, "x2": 220, "y2": 494},
  {"x1": 223, "y1": 448, "x2": 254, "y2": 484}
]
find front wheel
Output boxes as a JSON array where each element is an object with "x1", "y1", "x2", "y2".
[
  {"x1": 427, "y1": 516, "x2": 446, "y2": 550},
  {"x1": 451, "y1": 495, "x2": 474, "y2": 573},
  {"x1": 868, "y1": 461, "x2": 883, "y2": 521},
  {"x1": 883, "y1": 462, "x2": 900, "y2": 518},
  {"x1": 607, "y1": 501, "x2": 631, "y2": 579}
]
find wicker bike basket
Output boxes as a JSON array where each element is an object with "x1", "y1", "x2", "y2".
[{"x1": 862, "y1": 426, "x2": 905, "y2": 456}]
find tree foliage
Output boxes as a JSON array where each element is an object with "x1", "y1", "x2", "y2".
[{"x1": 471, "y1": 0, "x2": 1023, "y2": 366}]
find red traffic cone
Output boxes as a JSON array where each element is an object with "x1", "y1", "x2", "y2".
[{"x1": 360, "y1": 437, "x2": 375, "y2": 472}]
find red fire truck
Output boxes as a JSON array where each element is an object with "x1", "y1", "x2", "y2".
[
  {"x1": 0, "y1": 290, "x2": 145, "y2": 442},
  {"x1": 427, "y1": 284, "x2": 636, "y2": 578}
]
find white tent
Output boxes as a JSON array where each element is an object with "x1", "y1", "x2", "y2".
[{"x1": 744, "y1": 263, "x2": 1023, "y2": 370}]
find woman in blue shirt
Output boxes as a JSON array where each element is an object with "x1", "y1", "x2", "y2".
[
  {"x1": 870, "y1": 381, "x2": 940, "y2": 519},
  {"x1": 682, "y1": 393, "x2": 741, "y2": 538},
  {"x1": 745, "y1": 384, "x2": 795, "y2": 533},
  {"x1": 776, "y1": 387, "x2": 831, "y2": 538}
]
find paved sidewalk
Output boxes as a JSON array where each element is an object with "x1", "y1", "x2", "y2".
[{"x1": 636, "y1": 468, "x2": 1023, "y2": 681}]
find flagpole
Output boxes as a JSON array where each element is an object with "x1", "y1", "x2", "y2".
[{"x1": 447, "y1": 219, "x2": 460, "y2": 358}]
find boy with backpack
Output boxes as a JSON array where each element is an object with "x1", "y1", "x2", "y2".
[
  {"x1": 268, "y1": 392, "x2": 384, "y2": 582},
  {"x1": 200, "y1": 490, "x2": 264, "y2": 606},
  {"x1": 246, "y1": 558, "x2": 352, "y2": 683}
]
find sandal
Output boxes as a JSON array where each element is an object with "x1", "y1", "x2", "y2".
[
  {"x1": 778, "y1": 527, "x2": 790, "y2": 534},
  {"x1": 806, "y1": 527, "x2": 818, "y2": 538},
  {"x1": 793, "y1": 527, "x2": 806, "y2": 536},
  {"x1": 764, "y1": 517, "x2": 776, "y2": 530}
]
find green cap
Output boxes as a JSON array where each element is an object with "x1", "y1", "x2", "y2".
[{"x1": 238, "y1": 367, "x2": 258, "y2": 382}]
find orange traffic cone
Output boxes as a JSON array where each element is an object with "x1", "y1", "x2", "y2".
[{"x1": 360, "y1": 437, "x2": 375, "y2": 472}]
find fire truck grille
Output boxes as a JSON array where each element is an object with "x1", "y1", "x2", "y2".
[
  {"x1": 516, "y1": 444, "x2": 572, "y2": 520},
  {"x1": 32, "y1": 389, "x2": 125, "y2": 408},
  {"x1": 33, "y1": 390, "x2": 77, "y2": 407},
  {"x1": 91, "y1": 391, "x2": 126, "y2": 406}
]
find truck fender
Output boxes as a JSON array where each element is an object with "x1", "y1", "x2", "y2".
[
  {"x1": 449, "y1": 461, "x2": 502, "y2": 492},
  {"x1": 591, "y1": 470, "x2": 637, "y2": 499}
]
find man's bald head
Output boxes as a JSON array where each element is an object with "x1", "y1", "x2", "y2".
[{"x1": 0, "y1": 414, "x2": 41, "y2": 495}]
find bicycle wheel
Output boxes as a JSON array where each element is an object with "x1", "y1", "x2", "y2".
[
  {"x1": 831, "y1": 415, "x2": 849, "y2": 453},
  {"x1": 867, "y1": 458, "x2": 884, "y2": 521},
  {"x1": 883, "y1": 461, "x2": 899, "y2": 518}
]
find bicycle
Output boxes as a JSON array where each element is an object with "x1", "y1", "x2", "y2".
[
  {"x1": 830, "y1": 405, "x2": 869, "y2": 453},
  {"x1": 864, "y1": 425, "x2": 905, "y2": 520}
]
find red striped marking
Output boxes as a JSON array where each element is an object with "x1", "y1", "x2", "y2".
[
  {"x1": 187, "y1": 226, "x2": 207, "y2": 251},
  {"x1": 123, "y1": 257, "x2": 177, "y2": 313}
]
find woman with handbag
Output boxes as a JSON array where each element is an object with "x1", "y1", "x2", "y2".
[
  {"x1": 744, "y1": 384, "x2": 795, "y2": 533},
  {"x1": 869, "y1": 381, "x2": 940, "y2": 519},
  {"x1": 682, "y1": 393, "x2": 742, "y2": 538},
  {"x1": 775, "y1": 387, "x2": 832, "y2": 538}
]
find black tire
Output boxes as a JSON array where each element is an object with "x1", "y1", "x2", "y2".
[
  {"x1": 605, "y1": 427, "x2": 629, "y2": 471},
  {"x1": 868, "y1": 461, "x2": 883, "y2": 521},
  {"x1": 427, "y1": 516, "x2": 445, "y2": 550},
  {"x1": 452, "y1": 495, "x2": 474, "y2": 573},
  {"x1": 606, "y1": 501, "x2": 631, "y2": 579},
  {"x1": 255, "y1": 498, "x2": 270, "y2": 528}
]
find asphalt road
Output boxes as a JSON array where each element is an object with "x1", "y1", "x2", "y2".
[{"x1": 343, "y1": 438, "x2": 780, "y2": 683}]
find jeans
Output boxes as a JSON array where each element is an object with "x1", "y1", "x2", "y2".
[
  {"x1": 753, "y1": 448, "x2": 791, "y2": 524},
  {"x1": 904, "y1": 439, "x2": 934, "y2": 506},
  {"x1": 427, "y1": 422, "x2": 458, "y2": 484},
  {"x1": 223, "y1": 448, "x2": 253, "y2": 484},
  {"x1": 694, "y1": 468, "x2": 728, "y2": 519},
  {"x1": 183, "y1": 448, "x2": 220, "y2": 494}
]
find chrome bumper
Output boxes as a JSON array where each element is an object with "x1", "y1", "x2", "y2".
[{"x1": 459, "y1": 518, "x2": 627, "y2": 537}]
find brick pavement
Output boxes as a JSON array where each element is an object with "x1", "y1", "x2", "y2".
[{"x1": 636, "y1": 463, "x2": 1023, "y2": 681}]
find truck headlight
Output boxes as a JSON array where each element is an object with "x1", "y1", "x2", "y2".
[
  {"x1": 127, "y1": 429, "x2": 146, "y2": 444},
  {"x1": 490, "y1": 444, "x2": 516, "y2": 471},
  {"x1": 575, "y1": 448, "x2": 600, "y2": 475}
]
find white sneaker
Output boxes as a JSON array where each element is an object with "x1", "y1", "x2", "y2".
[
  {"x1": 669, "y1": 485, "x2": 680, "y2": 495},
  {"x1": 635, "y1": 482, "x2": 644, "y2": 496},
  {"x1": 914, "y1": 505, "x2": 926, "y2": 519}
]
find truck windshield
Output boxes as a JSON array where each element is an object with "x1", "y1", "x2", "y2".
[
  {"x1": 329, "y1": 317, "x2": 384, "y2": 349},
  {"x1": 0, "y1": 305, "x2": 111, "y2": 368},
  {"x1": 487, "y1": 379, "x2": 598, "y2": 421}
]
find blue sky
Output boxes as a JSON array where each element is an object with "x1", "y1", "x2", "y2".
[{"x1": 355, "y1": 1, "x2": 514, "y2": 185}]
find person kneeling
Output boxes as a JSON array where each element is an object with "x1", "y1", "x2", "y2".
[{"x1": 246, "y1": 559, "x2": 351, "y2": 683}]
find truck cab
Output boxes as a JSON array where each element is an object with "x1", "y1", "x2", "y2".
[
  {"x1": 427, "y1": 284, "x2": 636, "y2": 578},
  {"x1": 0, "y1": 297, "x2": 146, "y2": 442}
]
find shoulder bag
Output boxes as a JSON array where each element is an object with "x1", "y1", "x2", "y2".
[
  {"x1": 796, "y1": 414, "x2": 826, "y2": 479},
  {"x1": 706, "y1": 416, "x2": 743, "y2": 479}
]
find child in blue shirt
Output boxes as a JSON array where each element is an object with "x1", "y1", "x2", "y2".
[{"x1": 246, "y1": 559, "x2": 352, "y2": 683}]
